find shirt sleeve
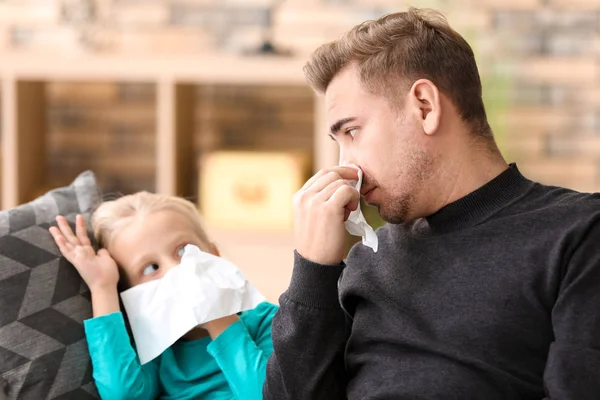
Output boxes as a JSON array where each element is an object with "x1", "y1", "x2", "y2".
[
  {"x1": 543, "y1": 217, "x2": 600, "y2": 399},
  {"x1": 84, "y1": 312, "x2": 160, "y2": 400},
  {"x1": 263, "y1": 252, "x2": 350, "y2": 400},
  {"x1": 206, "y1": 302, "x2": 277, "y2": 400}
]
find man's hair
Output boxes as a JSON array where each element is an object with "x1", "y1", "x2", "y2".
[{"x1": 303, "y1": 7, "x2": 492, "y2": 137}]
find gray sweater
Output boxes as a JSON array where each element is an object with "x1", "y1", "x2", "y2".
[{"x1": 264, "y1": 164, "x2": 600, "y2": 400}]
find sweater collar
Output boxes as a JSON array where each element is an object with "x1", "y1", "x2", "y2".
[{"x1": 411, "y1": 163, "x2": 533, "y2": 235}]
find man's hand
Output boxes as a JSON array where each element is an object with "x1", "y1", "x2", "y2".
[{"x1": 293, "y1": 166, "x2": 360, "y2": 265}]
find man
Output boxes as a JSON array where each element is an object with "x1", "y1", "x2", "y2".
[{"x1": 263, "y1": 7, "x2": 600, "y2": 400}]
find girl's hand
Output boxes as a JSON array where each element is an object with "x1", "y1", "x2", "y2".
[{"x1": 49, "y1": 214, "x2": 120, "y2": 292}]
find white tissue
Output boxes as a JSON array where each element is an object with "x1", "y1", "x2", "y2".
[
  {"x1": 120, "y1": 244, "x2": 265, "y2": 365},
  {"x1": 343, "y1": 164, "x2": 378, "y2": 252}
]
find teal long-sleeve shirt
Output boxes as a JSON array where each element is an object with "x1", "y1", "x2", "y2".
[{"x1": 83, "y1": 302, "x2": 278, "y2": 400}]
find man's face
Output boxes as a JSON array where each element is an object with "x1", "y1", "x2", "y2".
[{"x1": 325, "y1": 63, "x2": 437, "y2": 223}]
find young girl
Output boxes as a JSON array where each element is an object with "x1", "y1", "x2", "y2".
[{"x1": 48, "y1": 191, "x2": 278, "y2": 400}]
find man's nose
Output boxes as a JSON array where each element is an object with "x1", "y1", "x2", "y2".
[{"x1": 338, "y1": 148, "x2": 354, "y2": 166}]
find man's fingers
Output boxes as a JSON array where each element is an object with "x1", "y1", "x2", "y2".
[
  {"x1": 307, "y1": 167, "x2": 359, "y2": 194},
  {"x1": 300, "y1": 169, "x2": 329, "y2": 191},
  {"x1": 316, "y1": 181, "x2": 360, "y2": 222},
  {"x1": 344, "y1": 208, "x2": 352, "y2": 221},
  {"x1": 316, "y1": 180, "x2": 351, "y2": 202},
  {"x1": 331, "y1": 166, "x2": 360, "y2": 181},
  {"x1": 327, "y1": 184, "x2": 360, "y2": 216},
  {"x1": 301, "y1": 166, "x2": 359, "y2": 192},
  {"x1": 309, "y1": 171, "x2": 346, "y2": 194}
]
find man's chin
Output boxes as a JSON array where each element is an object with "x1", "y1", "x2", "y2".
[{"x1": 378, "y1": 204, "x2": 413, "y2": 224}]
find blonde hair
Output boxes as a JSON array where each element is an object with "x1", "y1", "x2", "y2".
[
  {"x1": 91, "y1": 192, "x2": 211, "y2": 251},
  {"x1": 304, "y1": 7, "x2": 491, "y2": 137}
]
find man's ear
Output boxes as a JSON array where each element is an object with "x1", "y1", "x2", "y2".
[{"x1": 409, "y1": 79, "x2": 441, "y2": 136}]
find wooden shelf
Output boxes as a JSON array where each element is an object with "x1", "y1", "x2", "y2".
[
  {"x1": 0, "y1": 53, "x2": 340, "y2": 300},
  {"x1": 0, "y1": 53, "x2": 339, "y2": 209},
  {"x1": 0, "y1": 53, "x2": 309, "y2": 84}
]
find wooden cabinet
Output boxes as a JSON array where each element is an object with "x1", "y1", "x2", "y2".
[
  {"x1": 0, "y1": 53, "x2": 338, "y2": 208},
  {"x1": 199, "y1": 151, "x2": 311, "y2": 231},
  {"x1": 0, "y1": 53, "x2": 339, "y2": 302}
]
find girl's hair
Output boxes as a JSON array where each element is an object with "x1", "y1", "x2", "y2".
[{"x1": 91, "y1": 191, "x2": 211, "y2": 251}]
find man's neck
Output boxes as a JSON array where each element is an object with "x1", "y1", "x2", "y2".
[{"x1": 427, "y1": 146, "x2": 508, "y2": 216}]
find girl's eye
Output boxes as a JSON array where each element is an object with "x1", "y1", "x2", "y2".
[
  {"x1": 347, "y1": 128, "x2": 358, "y2": 138},
  {"x1": 142, "y1": 264, "x2": 159, "y2": 276}
]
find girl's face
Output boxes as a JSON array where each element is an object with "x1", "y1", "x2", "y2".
[{"x1": 108, "y1": 209, "x2": 216, "y2": 287}]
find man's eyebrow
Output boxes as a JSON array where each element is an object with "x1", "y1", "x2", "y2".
[{"x1": 330, "y1": 117, "x2": 356, "y2": 135}]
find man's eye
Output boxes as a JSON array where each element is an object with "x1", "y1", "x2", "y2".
[{"x1": 142, "y1": 264, "x2": 159, "y2": 276}]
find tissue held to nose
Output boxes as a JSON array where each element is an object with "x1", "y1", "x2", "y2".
[
  {"x1": 341, "y1": 164, "x2": 379, "y2": 252},
  {"x1": 120, "y1": 244, "x2": 265, "y2": 365}
]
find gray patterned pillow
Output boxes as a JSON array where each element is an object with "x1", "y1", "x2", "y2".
[{"x1": 0, "y1": 171, "x2": 101, "y2": 400}]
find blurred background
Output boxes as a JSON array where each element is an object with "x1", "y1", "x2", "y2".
[{"x1": 1, "y1": 0, "x2": 599, "y2": 301}]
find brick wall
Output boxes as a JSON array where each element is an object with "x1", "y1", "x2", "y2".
[
  {"x1": 1, "y1": 0, "x2": 599, "y2": 194},
  {"x1": 45, "y1": 82, "x2": 157, "y2": 195},
  {"x1": 479, "y1": 0, "x2": 600, "y2": 192}
]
